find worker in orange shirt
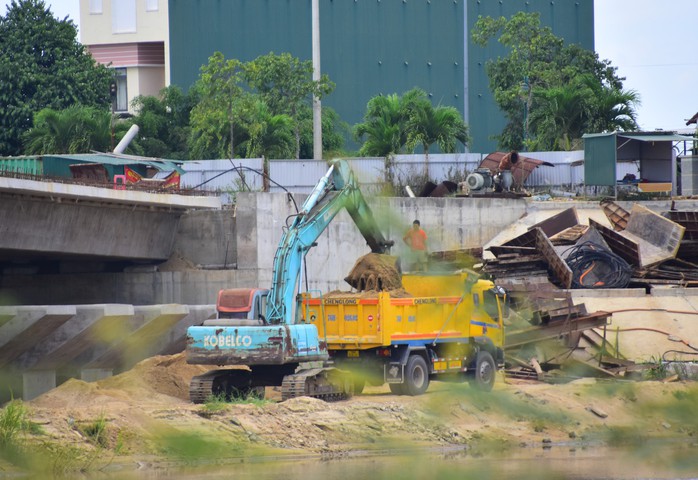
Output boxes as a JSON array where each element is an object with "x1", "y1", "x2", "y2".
[{"x1": 403, "y1": 220, "x2": 428, "y2": 272}]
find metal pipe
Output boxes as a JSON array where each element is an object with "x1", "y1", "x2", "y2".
[{"x1": 113, "y1": 124, "x2": 139, "y2": 154}]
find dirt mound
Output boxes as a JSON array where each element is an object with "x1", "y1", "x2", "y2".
[
  {"x1": 344, "y1": 253, "x2": 402, "y2": 291},
  {"x1": 31, "y1": 353, "x2": 212, "y2": 409}
]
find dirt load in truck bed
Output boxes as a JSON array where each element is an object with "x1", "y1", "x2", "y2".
[{"x1": 344, "y1": 253, "x2": 403, "y2": 291}]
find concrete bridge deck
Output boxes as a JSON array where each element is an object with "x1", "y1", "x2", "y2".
[{"x1": 0, "y1": 176, "x2": 221, "y2": 264}]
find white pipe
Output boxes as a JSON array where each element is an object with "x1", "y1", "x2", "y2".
[
  {"x1": 405, "y1": 186, "x2": 416, "y2": 198},
  {"x1": 113, "y1": 124, "x2": 140, "y2": 154}
]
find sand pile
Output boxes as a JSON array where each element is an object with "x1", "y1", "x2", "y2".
[{"x1": 30, "y1": 353, "x2": 212, "y2": 409}]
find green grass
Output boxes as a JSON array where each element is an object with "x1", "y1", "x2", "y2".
[
  {"x1": 202, "y1": 389, "x2": 271, "y2": 413},
  {"x1": 76, "y1": 413, "x2": 109, "y2": 448},
  {"x1": 0, "y1": 399, "x2": 42, "y2": 447}
]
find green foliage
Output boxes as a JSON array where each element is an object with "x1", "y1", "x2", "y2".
[
  {"x1": 405, "y1": 91, "x2": 470, "y2": 163},
  {"x1": 472, "y1": 12, "x2": 638, "y2": 151},
  {"x1": 298, "y1": 105, "x2": 349, "y2": 159},
  {"x1": 77, "y1": 414, "x2": 109, "y2": 448},
  {"x1": 0, "y1": 0, "x2": 112, "y2": 155},
  {"x1": 202, "y1": 393, "x2": 231, "y2": 413},
  {"x1": 0, "y1": 399, "x2": 31, "y2": 447},
  {"x1": 355, "y1": 88, "x2": 468, "y2": 161},
  {"x1": 643, "y1": 356, "x2": 668, "y2": 380},
  {"x1": 189, "y1": 52, "x2": 247, "y2": 159},
  {"x1": 189, "y1": 51, "x2": 341, "y2": 160},
  {"x1": 129, "y1": 85, "x2": 198, "y2": 159},
  {"x1": 22, "y1": 105, "x2": 125, "y2": 154},
  {"x1": 244, "y1": 52, "x2": 335, "y2": 159}
]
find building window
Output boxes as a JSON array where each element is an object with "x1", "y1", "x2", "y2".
[
  {"x1": 112, "y1": 68, "x2": 128, "y2": 112},
  {"x1": 146, "y1": 0, "x2": 158, "y2": 12},
  {"x1": 89, "y1": 0, "x2": 102, "y2": 14},
  {"x1": 112, "y1": 0, "x2": 136, "y2": 33}
]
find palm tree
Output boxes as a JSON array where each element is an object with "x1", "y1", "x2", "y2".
[
  {"x1": 23, "y1": 105, "x2": 121, "y2": 154},
  {"x1": 586, "y1": 81, "x2": 640, "y2": 133},
  {"x1": 406, "y1": 101, "x2": 469, "y2": 174},
  {"x1": 354, "y1": 93, "x2": 407, "y2": 157},
  {"x1": 527, "y1": 82, "x2": 593, "y2": 151},
  {"x1": 240, "y1": 99, "x2": 294, "y2": 191}
]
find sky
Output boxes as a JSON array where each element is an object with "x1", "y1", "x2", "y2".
[{"x1": 2, "y1": 0, "x2": 698, "y2": 133}]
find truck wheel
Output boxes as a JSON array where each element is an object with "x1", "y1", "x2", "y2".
[
  {"x1": 388, "y1": 383, "x2": 405, "y2": 395},
  {"x1": 353, "y1": 376, "x2": 366, "y2": 395},
  {"x1": 471, "y1": 351, "x2": 496, "y2": 392},
  {"x1": 403, "y1": 354, "x2": 430, "y2": 396}
]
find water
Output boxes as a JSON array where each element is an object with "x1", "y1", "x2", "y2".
[{"x1": 100, "y1": 442, "x2": 698, "y2": 480}]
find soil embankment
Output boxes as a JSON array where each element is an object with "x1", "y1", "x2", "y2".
[{"x1": 15, "y1": 352, "x2": 698, "y2": 469}]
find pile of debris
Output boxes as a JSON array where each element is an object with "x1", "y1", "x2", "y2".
[
  {"x1": 482, "y1": 199, "x2": 694, "y2": 291},
  {"x1": 501, "y1": 289, "x2": 625, "y2": 382},
  {"x1": 478, "y1": 199, "x2": 698, "y2": 382}
]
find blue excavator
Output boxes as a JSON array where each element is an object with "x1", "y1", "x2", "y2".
[{"x1": 186, "y1": 159, "x2": 395, "y2": 402}]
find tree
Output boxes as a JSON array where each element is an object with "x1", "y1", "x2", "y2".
[
  {"x1": 189, "y1": 52, "x2": 246, "y2": 159},
  {"x1": 527, "y1": 80, "x2": 593, "y2": 151},
  {"x1": 244, "y1": 52, "x2": 335, "y2": 159},
  {"x1": 129, "y1": 85, "x2": 197, "y2": 159},
  {"x1": 0, "y1": 0, "x2": 112, "y2": 156},
  {"x1": 239, "y1": 98, "x2": 294, "y2": 191},
  {"x1": 405, "y1": 90, "x2": 469, "y2": 172},
  {"x1": 354, "y1": 92, "x2": 416, "y2": 157},
  {"x1": 298, "y1": 105, "x2": 348, "y2": 160},
  {"x1": 22, "y1": 105, "x2": 127, "y2": 154},
  {"x1": 472, "y1": 12, "x2": 634, "y2": 151}
]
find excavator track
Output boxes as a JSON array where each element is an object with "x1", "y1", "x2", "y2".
[
  {"x1": 281, "y1": 367, "x2": 353, "y2": 402},
  {"x1": 190, "y1": 370, "x2": 218, "y2": 404},
  {"x1": 189, "y1": 368, "x2": 264, "y2": 404}
]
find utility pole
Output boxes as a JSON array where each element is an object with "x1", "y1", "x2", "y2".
[{"x1": 312, "y1": 0, "x2": 322, "y2": 160}]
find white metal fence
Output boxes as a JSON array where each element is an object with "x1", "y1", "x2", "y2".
[{"x1": 181, "y1": 151, "x2": 651, "y2": 201}]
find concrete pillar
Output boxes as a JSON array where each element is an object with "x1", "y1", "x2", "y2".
[
  {"x1": 85, "y1": 304, "x2": 189, "y2": 372},
  {"x1": 14, "y1": 304, "x2": 135, "y2": 371},
  {"x1": 0, "y1": 306, "x2": 76, "y2": 368},
  {"x1": 22, "y1": 370, "x2": 56, "y2": 401}
]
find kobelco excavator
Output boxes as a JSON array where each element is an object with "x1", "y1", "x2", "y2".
[{"x1": 186, "y1": 159, "x2": 395, "y2": 402}]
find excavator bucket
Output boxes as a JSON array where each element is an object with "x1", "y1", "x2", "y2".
[{"x1": 344, "y1": 253, "x2": 402, "y2": 292}]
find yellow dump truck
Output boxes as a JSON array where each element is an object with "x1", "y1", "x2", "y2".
[{"x1": 299, "y1": 271, "x2": 507, "y2": 395}]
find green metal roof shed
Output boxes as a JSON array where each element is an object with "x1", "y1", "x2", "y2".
[
  {"x1": 582, "y1": 131, "x2": 695, "y2": 193},
  {"x1": 0, "y1": 153, "x2": 183, "y2": 179}
]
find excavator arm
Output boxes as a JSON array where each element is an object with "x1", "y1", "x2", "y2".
[
  {"x1": 187, "y1": 159, "x2": 394, "y2": 374},
  {"x1": 266, "y1": 159, "x2": 393, "y2": 324}
]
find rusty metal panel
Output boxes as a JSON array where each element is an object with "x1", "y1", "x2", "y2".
[
  {"x1": 478, "y1": 152, "x2": 553, "y2": 187},
  {"x1": 625, "y1": 204, "x2": 684, "y2": 267},
  {"x1": 528, "y1": 207, "x2": 579, "y2": 237},
  {"x1": 502, "y1": 229, "x2": 538, "y2": 248},
  {"x1": 549, "y1": 225, "x2": 589, "y2": 245},
  {"x1": 600, "y1": 199, "x2": 629, "y2": 231},
  {"x1": 667, "y1": 210, "x2": 698, "y2": 241},
  {"x1": 589, "y1": 219, "x2": 641, "y2": 266},
  {"x1": 534, "y1": 227, "x2": 572, "y2": 289},
  {"x1": 505, "y1": 311, "x2": 611, "y2": 348}
]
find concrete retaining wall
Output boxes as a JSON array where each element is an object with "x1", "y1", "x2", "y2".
[{"x1": 6, "y1": 195, "x2": 698, "y2": 306}]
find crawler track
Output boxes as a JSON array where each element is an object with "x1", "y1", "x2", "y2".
[{"x1": 281, "y1": 368, "x2": 352, "y2": 401}]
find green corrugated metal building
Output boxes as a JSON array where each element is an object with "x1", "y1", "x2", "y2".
[
  {"x1": 583, "y1": 132, "x2": 695, "y2": 189},
  {"x1": 168, "y1": 0, "x2": 594, "y2": 154},
  {"x1": 0, "y1": 154, "x2": 182, "y2": 179}
]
